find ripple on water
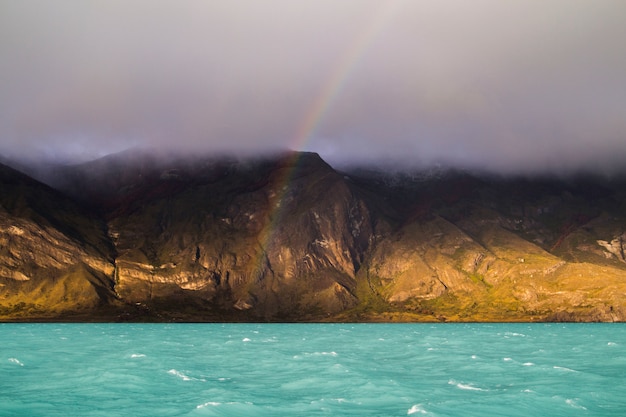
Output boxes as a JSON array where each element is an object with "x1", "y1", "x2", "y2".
[{"x1": 2, "y1": 323, "x2": 625, "y2": 416}]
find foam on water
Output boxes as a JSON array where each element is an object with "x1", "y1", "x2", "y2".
[
  {"x1": 167, "y1": 369, "x2": 193, "y2": 381},
  {"x1": 504, "y1": 332, "x2": 527, "y2": 337},
  {"x1": 407, "y1": 403, "x2": 428, "y2": 414},
  {"x1": 8, "y1": 357, "x2": 23, "y2": 366},
  {"x1": 167, "y1": 369, "x2": 206, "y2": 382},
  {"x1": 1, "y1": 323, "x2": 625, "y2": 416},
  {"x1": 449, "y1": 379, "x2": 487, "y2": 391},
  {"x1": 553, "y1": 365, "x2": 577, "y2": 372},
  {"x1": 196, "y1": 401, "x2": 221, "y2": 408},
  {"x1": 565, "y1": 398, "x2": 588, "y2": 410}
]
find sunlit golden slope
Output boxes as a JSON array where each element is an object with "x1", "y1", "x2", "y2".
[{"x1": 1, "y1": 152, "x2": 625, "y2": 321}]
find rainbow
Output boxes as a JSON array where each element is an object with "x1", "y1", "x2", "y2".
[
  {"x1": 252, "y1": 1, "x2": 405, "y2": 278},
  {"x1": 290, "y1": 0, "x2": 405, "y2": 153}
]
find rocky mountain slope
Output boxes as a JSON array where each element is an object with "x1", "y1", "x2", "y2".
[
  {"x1": 0, "y1": 163, "x2": 116, "y2": 318},
  {"x1": 1, "y1": 151, "x2": 625, "y2": 321}
]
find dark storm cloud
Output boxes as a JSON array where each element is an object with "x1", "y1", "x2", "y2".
[{"x1": 1, "y1": 0, "x2": 625, "y2": 173}]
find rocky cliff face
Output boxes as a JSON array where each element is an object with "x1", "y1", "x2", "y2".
[
  {"x1": 349, "y1": 172, "x2": 626, "y2": 322},
  {"x1": 1, "y1": 152, "x2": 625, "y2": 321},
  {"x1": 99, "y1": 152, "x2": 383, "y2": 319},
  {"x1": 0, "y1": 163, "x2": 116, "y2": 317}
]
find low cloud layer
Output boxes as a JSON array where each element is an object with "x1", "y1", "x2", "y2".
[{"x1": 1, "y1": 0, "x2": 625, "y2": 173}]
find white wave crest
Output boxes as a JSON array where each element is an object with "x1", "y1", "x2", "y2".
[
  {"x1": 566, "y1": 399, "x2": 587, "y2": 410},
  {"x1": 407, "y1": 404, "x2": 428, "y2": 414},
  {"x1": 457, "y1": 383, "x2": 485, "y2": 391},
  {"x1": 167, "y1": 369, "x2": 205, "y2": 382},
  {"x1": 242, "y1": 338, "x2": 251, "y2": 342},
  {"x1": 168, "y1": 369, "x2": 192, "y2": 381},
  {"x1": 196, "y1": 401, "x2": 253, "y2": 409},
  {"x1": 130, "y1": 353, "x2": 146, "y2": 358},
  {"x1": 8, "y1": 358, "x2": 24, "y2": 366},
  {"x1": 553, "y1": 366, "x2": 577, "y2": 372},
  {"x1": 300, "y1": 351, "x2": 338, "y2": 357},
  {"x1": 448, "y1": 380, "x2": 486, "y2": 391},
  {"x1": 197, "y1": 401, "x2": 221, "y2": 408}
]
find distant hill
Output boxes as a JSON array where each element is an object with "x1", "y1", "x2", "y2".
[{"x1": 1, "y1": 151, "x2": 625, "y2": 321}]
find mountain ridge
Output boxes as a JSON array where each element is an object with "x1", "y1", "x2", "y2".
[{"x1": 1, "y1": 151, "x2": 625, "y2": 322}]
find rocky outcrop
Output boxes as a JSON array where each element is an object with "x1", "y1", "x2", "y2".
[
  {"x1": 0, "y1": 163, "x2": 116, "y2": 317},
  {"x1": 101, "y1": 152, "x2": 379, "y2": 318},
  {"x1": 597, "y1": 234, "x2": 626, "y2": 262},
  {"x1": 1, "y1": 152, "x2": 626, "y2": 321}
]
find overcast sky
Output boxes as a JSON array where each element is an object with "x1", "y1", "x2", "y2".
[{"x1": 1, "y1": 0, "x2": 625, "y2": 173}]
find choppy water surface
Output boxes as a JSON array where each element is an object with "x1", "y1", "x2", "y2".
[{"x1": 2, "y1": 323, "x2": 625, "y2": 416}]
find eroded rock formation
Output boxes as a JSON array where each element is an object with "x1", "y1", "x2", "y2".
[{"x1": 1, "y1": 152, "x2": 625, "y2": 321}]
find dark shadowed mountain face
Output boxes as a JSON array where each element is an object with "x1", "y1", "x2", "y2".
[{"x1": 1, "y1": 151, "x2": 626, "y2": 322}]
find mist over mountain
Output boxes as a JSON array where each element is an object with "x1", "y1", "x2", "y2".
[
  {"x1": 2, "y1": 1, "x2": 626, "y2": 176},
  {"x1": 1, "y1": 150, "x2": 625, "y2": 322}
]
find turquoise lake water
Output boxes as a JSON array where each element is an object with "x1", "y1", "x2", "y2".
[{"x1": 1, "y1": 323, "x2": 625, "y2": 416}]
